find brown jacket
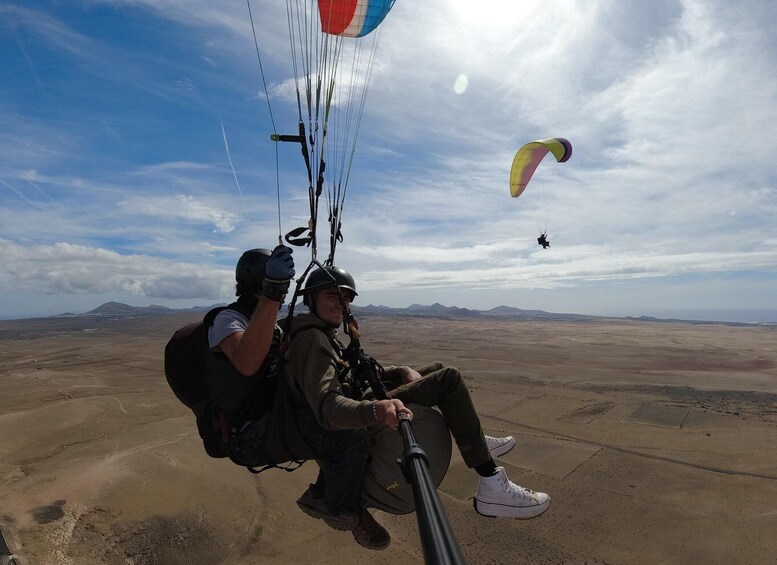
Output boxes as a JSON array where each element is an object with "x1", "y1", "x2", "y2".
[{"x1": 286, "y1": 313, "x2": 375, "y2": 431}]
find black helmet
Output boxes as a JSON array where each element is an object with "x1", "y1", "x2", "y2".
[
  {"x1": 235, "y1": 248, "x2": 272, "y2": 296},
  {"x1": 302, "y1": 266, "x2": 358, "y2": 306}
]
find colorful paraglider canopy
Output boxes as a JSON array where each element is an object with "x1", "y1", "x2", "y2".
[
  {"x1": 509, "y1": 138, "x2": 572, "y2": 198},
  {"x1": 318, "y1": 0, "x2": 396, "y2": 38}
]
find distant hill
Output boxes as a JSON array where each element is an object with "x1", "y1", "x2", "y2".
[
  {"x1": 51, "y1": 301, "x2": 774, "y2": 327},
  {"x1": 353, "y1": 303, "x2": 596, "y2": 321},
  {"x1": 357, "y1": 303, "x2": 485, "y2": 319},
  {"x1": 55, "y1": 300, "x2": 595, "y2": 322},
  {"x1": 54, "y1": 301, "x2": 223, "y2": 320},
  {"x1": 87, "y1": 302, "x2": 173, "y2": 316}
]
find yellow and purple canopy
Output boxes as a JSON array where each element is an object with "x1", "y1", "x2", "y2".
[{"x1": 509, "y1": 138, "x2": 572, "y2": 198}]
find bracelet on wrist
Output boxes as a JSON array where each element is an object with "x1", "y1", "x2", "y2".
[{"x1": 372, "y1": 401, "x2": 381, "y2": 423}]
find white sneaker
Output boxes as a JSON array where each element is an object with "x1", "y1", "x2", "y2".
[
  {"x1": 485, "y1": 435, "x2": 515, "y2": 458},
  {"x1": 473, "y1": 467, "x2": 550, "y2": 519}
]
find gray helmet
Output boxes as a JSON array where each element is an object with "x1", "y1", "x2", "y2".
[
  {"x1": 302, "y1": 266, "x2": 358, "y2": 306},
  {"x1": 235, "y1": 248, "x2": 272, "y2": 296}
]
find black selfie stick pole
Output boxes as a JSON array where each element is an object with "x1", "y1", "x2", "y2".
[
  {"x1": 398, "y1": 414, "x2": 466, "y2": 565},
  {"x1": 339, "y1": 303, "x2": 465, "y2": 564}
]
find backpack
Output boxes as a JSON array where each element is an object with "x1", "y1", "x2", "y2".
[
  {"x1": 164, "y1": 305, "x2": 314, "y2": 471},
  {"x1": 164, "y1": 306, "x2": 229, "y2": 457}
]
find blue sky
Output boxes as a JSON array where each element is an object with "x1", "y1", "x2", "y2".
[{"x1": 2, "y1": 0, "x2": 776, "y2": 322}]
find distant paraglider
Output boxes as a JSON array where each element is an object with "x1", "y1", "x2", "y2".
[
  {"x1": 509, "y1": 138, "x2": 572, "y2": 198},
  {"x1": 509, "y1": 138, "x2": 572, "y2": 248}
]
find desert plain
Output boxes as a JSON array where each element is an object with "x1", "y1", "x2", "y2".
[{"x1": 1, "y1": 312, "x2": 776, "y2": 564}]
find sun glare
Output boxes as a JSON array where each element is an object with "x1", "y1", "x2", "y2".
[
  {"x1": 448, "y1": 0, "x2": 539, "y2": 29},
  {"x1": 454, "y1": 74, "x2": 468, "y2": 94}
]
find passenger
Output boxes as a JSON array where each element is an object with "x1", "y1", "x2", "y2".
[{"x1": 286, "y1": 266, "x2": 551, "y2": 550}]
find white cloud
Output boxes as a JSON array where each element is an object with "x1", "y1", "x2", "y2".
[
  {"x1": 1, "y1": 4, "x2": 94, "y2": 58},
  {"x1": 2, "y1": 0, "x2": 777, "y2": 320},
  {"x1": 0, "y1": 239, "x2": 233, "y2": 300},
  {"x1": 118, "y1": 195, "x2": 241, "y2": 233}
]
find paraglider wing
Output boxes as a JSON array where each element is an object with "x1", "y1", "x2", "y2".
[
  {"x1": 318, "y1": 0, "x2": 396, "y2": 37},
  {"x1": 509, "y1": 137, "x2": 572, "y2": 198},
  {"x1": 277, "y1": 0, "x2": 396, "y2": 263}
]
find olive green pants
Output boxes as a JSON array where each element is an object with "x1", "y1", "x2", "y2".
[{"x1": 366, "y1": 362, "x2": 491, "y2": 469}]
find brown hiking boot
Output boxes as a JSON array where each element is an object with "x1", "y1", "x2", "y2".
[
  {"x1": 296, "y1": 485, "x2": 359, "y2": 531},
  {"x1": 352, "y1": 510, "x2": 390, "y2": 550}
]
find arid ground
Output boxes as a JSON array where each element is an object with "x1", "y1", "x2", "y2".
[{"x1": 1, "y1": 313, "x2": 776, "y2": 564}]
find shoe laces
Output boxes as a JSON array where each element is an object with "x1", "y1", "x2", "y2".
[{"x1": 501, "y1": 477, "x2": 535, "y2": 500}]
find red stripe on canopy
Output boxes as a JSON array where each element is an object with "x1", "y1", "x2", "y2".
[{"x1": 318, "y1": 0, "x2": 359, "y2": 35}]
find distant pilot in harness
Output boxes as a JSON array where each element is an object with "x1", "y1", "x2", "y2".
[{"x1": 537, "y1": 233, "x2": 550, "y2": 249}]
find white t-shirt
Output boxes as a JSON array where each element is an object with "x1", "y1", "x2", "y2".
[{"x1": 208, "y1": 309, "x2": 249, "y2": 352}]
